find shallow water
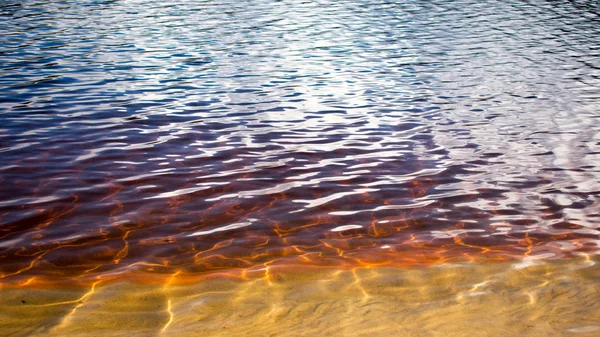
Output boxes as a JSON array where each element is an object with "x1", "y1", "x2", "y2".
[
  {"x1": 1, "y1": 0, "x2": 600, "y2": 335},
  {"x1": 1, "y1": 259, "x2": 599, "y2": 336}
]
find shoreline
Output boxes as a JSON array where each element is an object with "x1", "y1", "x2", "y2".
[{"x1": 2, "y1": 247, "x2": 597, "y2": 288}]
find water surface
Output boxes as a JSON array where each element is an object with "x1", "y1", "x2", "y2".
[{"x1": 0, "y1": 0, "x2": 599, "y2": 335}]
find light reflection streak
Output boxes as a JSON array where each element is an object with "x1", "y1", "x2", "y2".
[{"x1": 51, "y1": 280, "x2": 101, "y2": 330}]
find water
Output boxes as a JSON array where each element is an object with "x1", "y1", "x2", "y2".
[
  {"x1": 0, "y1": 0, "x2": 599, "y2": 335},
  {"x1": 1, "y1": 260, "x2": 599, "y2": 336}
]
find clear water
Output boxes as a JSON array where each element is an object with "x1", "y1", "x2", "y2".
[{"x1": 0, "y1": 0, "x2": 599, "y2": 335}]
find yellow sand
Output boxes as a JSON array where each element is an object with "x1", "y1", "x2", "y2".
[{"x1": 1, "y1": 257, "x2": 599, "y2": 337}]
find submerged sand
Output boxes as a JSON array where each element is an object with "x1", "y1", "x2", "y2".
[{"x1": 1, "y1": 257, "x2": 599, "y2": 337}]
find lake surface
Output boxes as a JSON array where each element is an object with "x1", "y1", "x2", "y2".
[{"x1": 1, "y1": 0, "x2": 599, "y2": 335}]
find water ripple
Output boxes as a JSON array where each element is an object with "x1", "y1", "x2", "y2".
[{"x1": 0, "y1": 0, "x2": 599, "y2": 283}]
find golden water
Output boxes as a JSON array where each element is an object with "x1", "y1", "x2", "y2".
[{"x1": 1, "y1": 257, "x2": 598, "y2": 337}]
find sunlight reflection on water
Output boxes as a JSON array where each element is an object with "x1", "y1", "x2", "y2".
[{"x1": 0, "y1": 0, "x2": 599, "y2": 286}]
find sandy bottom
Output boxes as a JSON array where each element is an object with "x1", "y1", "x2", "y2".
[{"x1": 1, "y1": 257, "x2": 599, "y2": 337}]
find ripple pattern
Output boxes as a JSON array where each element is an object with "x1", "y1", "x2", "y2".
[{"x1": 1, "y1": 0, "x2": 599, "y2": 284}]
